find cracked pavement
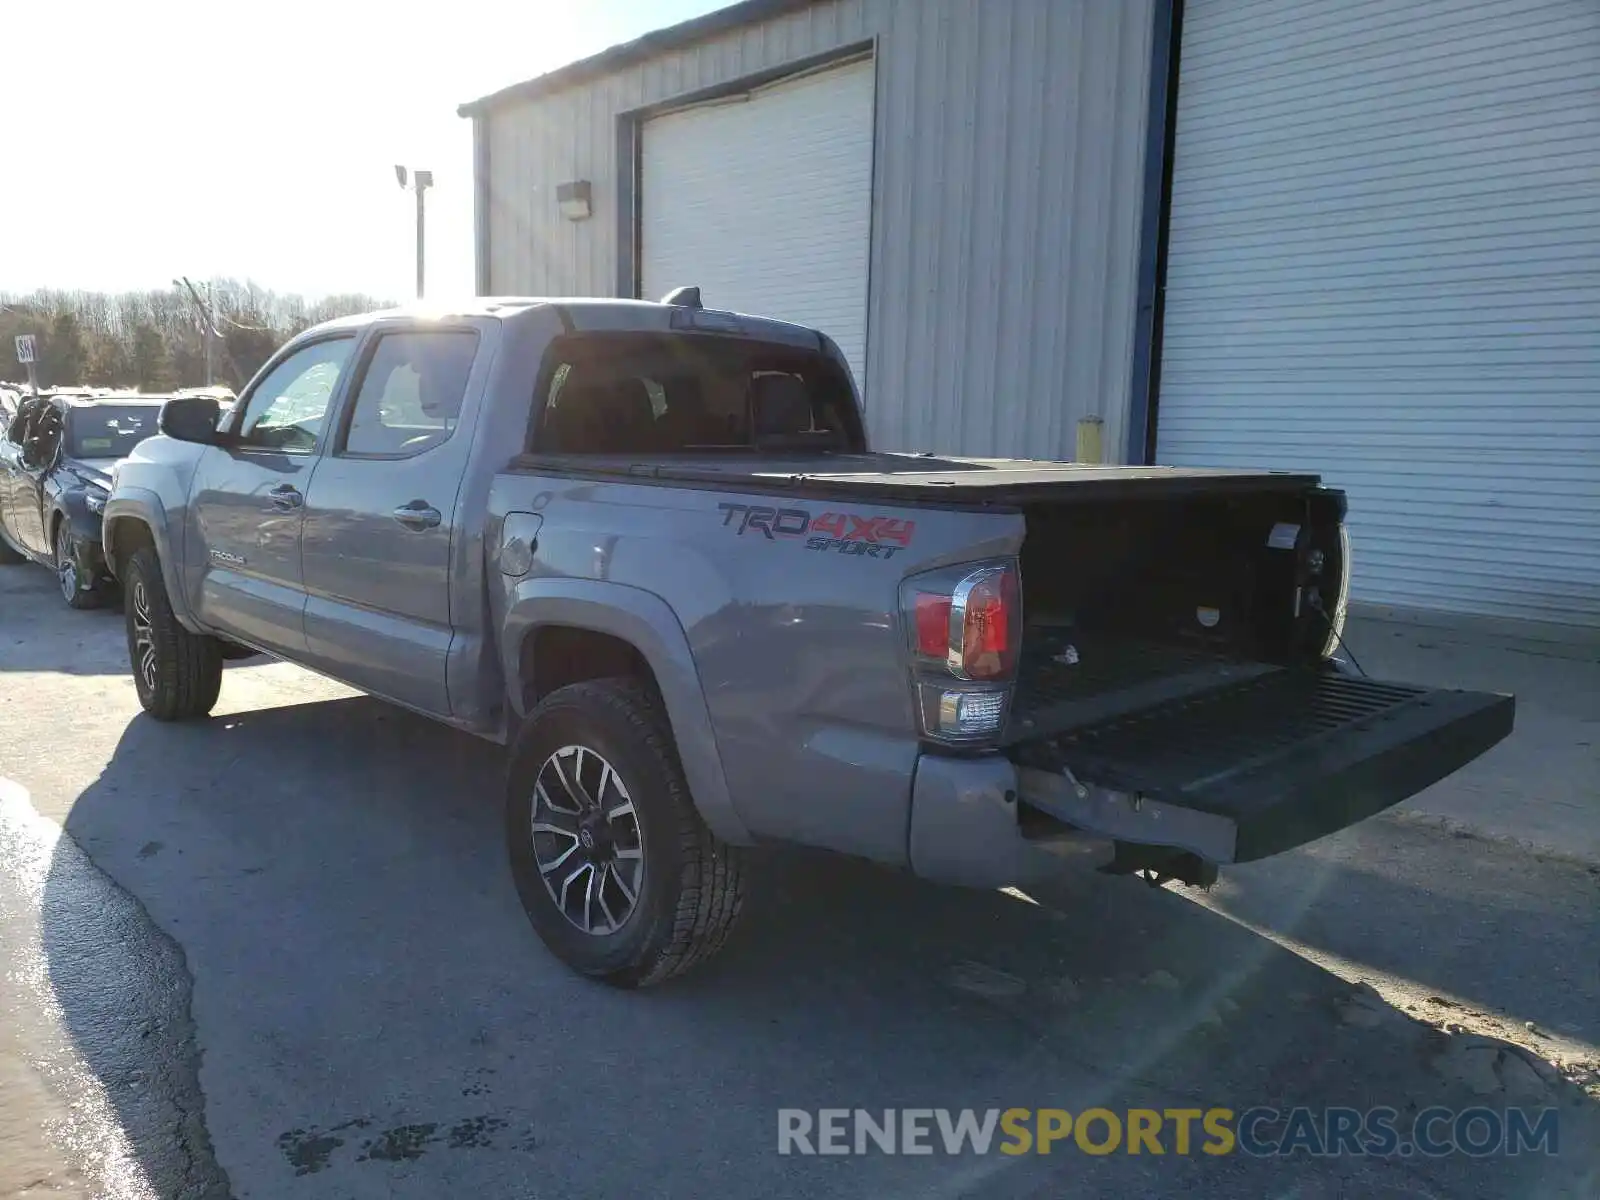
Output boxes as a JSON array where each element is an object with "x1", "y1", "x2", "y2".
[{"x1": 1, "y1": 566, "x2": 1596, "y2": 1197}]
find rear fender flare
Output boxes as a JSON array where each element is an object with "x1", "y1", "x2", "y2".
[{"x1": 501, "y1": 578, "x2": 751, "y2": 846}]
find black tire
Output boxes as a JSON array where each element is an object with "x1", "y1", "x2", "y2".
[
  {"x1": 506, "y1": 679, "x2": 746, "y2": 988},
  {"x1": 55, "y1": 521, "x2": 109, "y2": 610},
  {"x1": 125, "y1": 546, "x2": 223, "y2": 720},
  {"x1": 0, "y1": 526, "x2": 24, "y2": 564}
]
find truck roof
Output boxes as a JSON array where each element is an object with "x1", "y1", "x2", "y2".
[{"x1": 305, "y1": 296, "x2": 830, "y2": 350}]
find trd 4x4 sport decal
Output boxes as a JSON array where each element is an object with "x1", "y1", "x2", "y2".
[{"x1": 717, "y1": 502, "x2": 916, "y2": 559}]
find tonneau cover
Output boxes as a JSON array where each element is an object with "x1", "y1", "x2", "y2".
[{"x1": 507, "y1": 451, "x2": 1322, "y2": 505}]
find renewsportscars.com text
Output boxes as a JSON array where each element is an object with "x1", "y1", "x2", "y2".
[{"x1": 777, "y1": 1106, "x2": 1560, "y2": 1158}]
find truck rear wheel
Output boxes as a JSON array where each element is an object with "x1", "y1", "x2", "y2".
[
  {"x1": 125, "y1": 546, "x2": 223, "y2": 720},
  {"x1": 505, "y1": 679, "x2": 746, "y2": 987}
]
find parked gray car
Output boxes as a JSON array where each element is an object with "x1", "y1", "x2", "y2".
[{"x1": 103, "y1": 295, "x2": 1514, "y2": 986}]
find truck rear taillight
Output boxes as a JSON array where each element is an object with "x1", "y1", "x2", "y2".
[
  {"x1": 908, "y1": 563, "x2": 1019, "y2": 680},
  {"x1": 901, "y1": 560, "x2": 1021, "y2": 744}
]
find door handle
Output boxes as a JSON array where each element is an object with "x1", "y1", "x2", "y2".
[
  {"x1": 392, "y1": 500, "x2": 442, "y2": 531},
  {"x1": 269, "y1": 484, "x2": 303, "y2": 510}
]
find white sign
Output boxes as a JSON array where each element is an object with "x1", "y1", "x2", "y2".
[{"x1": 14, "y1": 335, "x2": 35, "y2": 365}]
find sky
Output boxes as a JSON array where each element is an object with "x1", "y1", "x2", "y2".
[{"x1": 1, "y1": 0, "x2": 727, "y2": 302}]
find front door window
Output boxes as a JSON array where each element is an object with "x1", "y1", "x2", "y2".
[{"x1": 235, "y1": 338, "x2": 354, "y2": 453}]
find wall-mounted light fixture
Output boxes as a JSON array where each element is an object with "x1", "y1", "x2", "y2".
[{"x1": 557, "y1": 180, "x2": 593, "y2": 221}]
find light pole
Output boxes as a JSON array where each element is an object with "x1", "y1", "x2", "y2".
[
  {"x1": 395, "y1": 165, "x2": 434, "y2": 298},
  {"x1": 175, "y1": 277, "x2": 218, "y2": 386}
]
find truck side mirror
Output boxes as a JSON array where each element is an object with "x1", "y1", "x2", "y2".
[{"x1": 160, "y1": 396, "x2": 224, "y2": 445}]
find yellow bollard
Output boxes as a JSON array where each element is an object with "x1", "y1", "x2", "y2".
[{"x1": 1075, "y1": 415, "x2": 1104, "y2": 464}]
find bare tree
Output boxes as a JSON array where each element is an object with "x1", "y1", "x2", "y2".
[{"x1": 0, "y1": 284, "x2": 391, "y2": 389}]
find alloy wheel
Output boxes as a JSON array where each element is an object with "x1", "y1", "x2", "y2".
[
  {"x1": 130, "y1": 580, "x2": 158, "y2": 693},
  {"x1": 55, "y1": 527, "x2": 78, "y2": 601},
  {"x1": 530, "y1": 744, "x2": 645, "y2": 935}
]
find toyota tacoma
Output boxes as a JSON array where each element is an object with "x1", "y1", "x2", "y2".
[{"x1": 102, "y1": 295, "x2": 1514, "y2": 986}]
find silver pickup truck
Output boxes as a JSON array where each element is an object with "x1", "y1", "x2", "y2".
[{"x1": 103, "y1": 295, "x2": 1514, "y2": 987}]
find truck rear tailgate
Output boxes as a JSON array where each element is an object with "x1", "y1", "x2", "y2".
[{"x1": 1011, "y1": 670, "x2": 1514, "y2": 863}]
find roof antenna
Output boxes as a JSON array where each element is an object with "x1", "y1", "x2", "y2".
[{"x1": 660, "y1": 286, "x2": 702, "y2": 308}]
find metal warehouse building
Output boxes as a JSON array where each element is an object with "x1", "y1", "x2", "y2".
[{"x1": 460, "y1": 0, "x2": 1600, "y2": 629}]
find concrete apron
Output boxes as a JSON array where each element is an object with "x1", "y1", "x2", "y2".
[{"x1": 1343, "y1": 604, "x2": 1600, "y2": 868}]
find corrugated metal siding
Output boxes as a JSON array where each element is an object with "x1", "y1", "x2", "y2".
[
  {"x1": 1157, "y1": 0, "x2": 1600, "y2": 627},
  {"x1": 482, "y1": 0, "x2": 1155, "y2": 460}
]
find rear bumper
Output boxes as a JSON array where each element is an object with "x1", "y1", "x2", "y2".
[{"x1": 907, "y1": 753, "x2": 1114, "y2": 889}]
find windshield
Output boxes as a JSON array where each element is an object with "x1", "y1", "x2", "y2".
[{"x1": 66, "y1": 404, "x2": 161, "y2": 459}]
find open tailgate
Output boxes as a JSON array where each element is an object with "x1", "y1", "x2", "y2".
[{"x1": 1011, "y1": 670, "x2": 1514, "y2": 864}]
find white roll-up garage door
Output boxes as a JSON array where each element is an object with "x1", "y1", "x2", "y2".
[
  {"x1": 1156, "y1": 0, "x2": 1600, "y2": 627},
  {"x1": 641, "y1": 57, "x2": 875, "y2": 390}
]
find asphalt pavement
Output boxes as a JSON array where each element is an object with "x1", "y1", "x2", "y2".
[{"x1": 1, "y1": 565, "x2": 1596, "y2": 1199}]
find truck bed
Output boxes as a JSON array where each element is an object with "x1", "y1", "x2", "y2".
[{"x1": 507, "y1": 451, "x2": 1320, "y2": 505}]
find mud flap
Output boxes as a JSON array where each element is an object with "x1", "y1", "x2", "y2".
[{"x1": 1012, "y1": 670, "x2": 1514, "y2": 864}]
